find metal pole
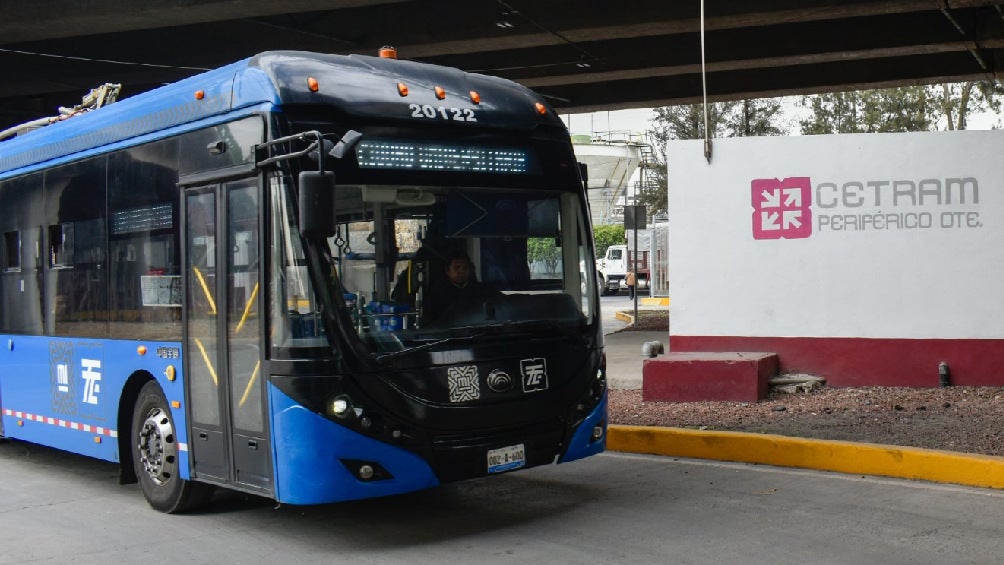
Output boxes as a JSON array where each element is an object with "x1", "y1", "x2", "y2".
[{"x1": 633, "y1": 215, "x2": 638, "y2": 322}]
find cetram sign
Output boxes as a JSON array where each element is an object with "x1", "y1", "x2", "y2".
[
  {"x1": 752, "y1": 174, "x2": 982, "y2": 240},
  {"x1": 668, "y1": 130, "x2": 1004, "y2": 386}
]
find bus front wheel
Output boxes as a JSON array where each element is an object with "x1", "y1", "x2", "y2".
[{"x1": 131, "y1": 381, "x2": 214, "y2": 513}]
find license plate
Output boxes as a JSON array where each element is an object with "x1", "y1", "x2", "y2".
[{"x1": 487, "y1": 443, "x2": 526, "y2": 474}]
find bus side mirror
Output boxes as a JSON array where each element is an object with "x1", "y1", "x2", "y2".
[{"x1": 298, "y1": 171, "x2": 337, "y2": 238}]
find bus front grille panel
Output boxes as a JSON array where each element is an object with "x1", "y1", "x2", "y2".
[{"x1": 428, "y1": 421, "x2": 565, "y2": 482}]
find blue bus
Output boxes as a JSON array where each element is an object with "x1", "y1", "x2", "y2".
[{"x1": 0, "y1": 50, "x2": 607, "y2": 512}]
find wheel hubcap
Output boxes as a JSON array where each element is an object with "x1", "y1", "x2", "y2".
[{"x1": 137, "y1": 407, "x2": 177, "y2": 485}]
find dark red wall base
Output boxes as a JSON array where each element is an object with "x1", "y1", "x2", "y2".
[
  {"x1": 642, "y1": 352, "x2": 778, "y2": 402},
  {"x1": 670, "y1": 335, "x2": 1004, "y2": 387}
]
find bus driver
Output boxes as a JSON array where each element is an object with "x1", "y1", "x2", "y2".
[{"x1": 420, "y1": 249, "x2": 499, "y2": 325}]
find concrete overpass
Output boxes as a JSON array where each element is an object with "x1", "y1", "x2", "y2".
[{"x1": 1, "y1": 0, "x2": 1002, "y2": 130}]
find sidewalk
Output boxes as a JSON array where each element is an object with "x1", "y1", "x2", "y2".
[
  {"x1": 599, "y1": 311, "x2": 1004, "y2": 492},
  {"x1": 601, "y1": 292, "x2": 667, "y2": 390},
  {"x1": 603, "y1": 330, "x2": 665, "y2": 390}
]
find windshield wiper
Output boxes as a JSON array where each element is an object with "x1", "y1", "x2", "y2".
[
  {"x1": 431, "y1": 319, "x2": 584, "y2": 342},
  {"x1": 481, "y1": 318, "x2": 582, "y2": 337},
  {"x1": 373, "y1": 333, "x2": 483, "y2": 363},
  {"x1": 374, "y1": 319, "x2": 586, "y2": 363}
]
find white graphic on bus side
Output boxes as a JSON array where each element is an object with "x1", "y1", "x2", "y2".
[
  {"x1": 57, "y1": 364, "x2": 70, "y2": 393},
  {"x1": 81, "y1": 358, "x2": 102, "y2": 405},
  {"x1": 50, "y1": 341, "x2": 76, "y2": 416}
]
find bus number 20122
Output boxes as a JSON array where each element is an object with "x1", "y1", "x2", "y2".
[{"x1": 409, "y1": 104, "x2": 477, "y2": 122}]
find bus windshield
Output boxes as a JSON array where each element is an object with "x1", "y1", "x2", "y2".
[{"x1": 271, "y1": 180, "x2": 595, "y2": 356}]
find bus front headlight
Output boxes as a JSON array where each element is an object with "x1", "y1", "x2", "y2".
[{"x1": 329, "y1": 395, "x2": 353, "y2": 419}]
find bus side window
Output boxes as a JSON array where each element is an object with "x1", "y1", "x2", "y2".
[
  {"x1": 2, "y1": 231, "x2": 20, "y2": 272},
  {"x1": 108, "y1": 141, "x2": 182, "y2": 341},
  {"x1": 48, "y1": 223, "x2": 73, "y2": 268},
  {"x1": 0, "y1": 173, "x2": 44, "y2": 335}
]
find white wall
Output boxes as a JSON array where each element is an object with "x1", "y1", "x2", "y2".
[{"x1": 667, "y1": 130, "x2": 1003, "y2": 340}]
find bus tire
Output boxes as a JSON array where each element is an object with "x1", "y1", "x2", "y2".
[{"x1": 132, "y1": 381, "x2": 214, "y2": 513}]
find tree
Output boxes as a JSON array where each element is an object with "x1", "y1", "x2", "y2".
[
  {"x1": 526, "y1": 237, "x2": 561, "y2": 275},
  {"x1": 937, "y1": 81, "x2": 1004, "y2": 130},
  {"x1": 724, "y1": 99, "x2": 785, "y2": 137},
  {"x1": 643, "y1": 102, "x2": 732, "y2": 218},
  {"x1": 799, "y1": 88, "x2": 934, "y2": 134},
  {"x1": 870, "y1": 87, "x2": 933, "y2": 132},
  {"x1": 649, "y1": 98, "x2": 784, "y2": 146},
  {"x1": 642, "y1": 99, "x2": 785, "y2": 216},
  {"x1": 633, "y1": 162, "x2": 667, "y2": 218},
  {"x1": 799, "y1": 90, "x2": 867, "y2": 134},
  {"x1": 649, "y1": 102, "x2": 735, "y2": 147},
  {"x1": 800, "y1": 82, "x2": 1002, "y2": 134},
  {"x1": 591, "y1": 224, "x2": 624, "y2": 258}
]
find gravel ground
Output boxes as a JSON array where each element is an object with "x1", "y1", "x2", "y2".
[
  {"x1": 610, "y1": 311, "x2": 1004, "y2": 456},
  {"x1": 609, "y1": 387, "x2": 1004, "y2": 456}
]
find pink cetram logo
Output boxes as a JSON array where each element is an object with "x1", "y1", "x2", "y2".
[{"x1": 751, "y1": 177, "x2": 812, "y2": 240}]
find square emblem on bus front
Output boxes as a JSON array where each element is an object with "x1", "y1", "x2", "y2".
[{"x1": 487, "y1": 443, "x2": 526, "y2": 474}]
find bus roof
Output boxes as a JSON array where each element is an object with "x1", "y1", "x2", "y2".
[{"x1": 0, "y1": 51, "x2": 563, "y2": 179}]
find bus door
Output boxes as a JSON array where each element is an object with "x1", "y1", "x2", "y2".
[{"x1": 183, "y1": 178, "x2": 271, "y2": 493}]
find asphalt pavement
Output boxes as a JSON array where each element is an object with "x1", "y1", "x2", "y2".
[
  {"x1": 6, "y1": 440, "x2": 1004, "y2": 564},
  {"x1": 599, "y1": 293, "x2": 666, "y2": 391}
]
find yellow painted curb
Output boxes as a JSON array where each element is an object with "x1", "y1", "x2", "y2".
[
  {"x1": 608, "y1": 424, "x2": 1004, "y2": 490},
  {"x1": 640, "y1": 297, "x2": 670, "y2": 306},
  {"x1": 615, "y1": 312, "x2": 634, "y2": 323}
]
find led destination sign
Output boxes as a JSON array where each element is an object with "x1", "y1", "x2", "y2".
[{"x1": 355, "y1": 140, "x2": 534, "y2": 174}]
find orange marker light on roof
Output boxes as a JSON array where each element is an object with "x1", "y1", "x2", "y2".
[
  {"x1": 535, "y1": 102, "x2": 547, "y2": 115},
  {"x1": 469, "y1": 90, "x2": 481, "y2": 104},
  {"x1": 434, "y1": 86, "x2": 446, "y2": 100},
  {"x1": 379, "y1": 46, "x2": 398, "y2": 59},
  {"x1": 397, "y1": 82, "x2": 409, "y2": 97},
  {"x1": 137, "y1": 345, "x2": 147, "y2": 356},
  {"x1": 307, "y1": 77, "x2": 319, "y2": 92},
  {"x1": 194, "y1": 90, "x2": 205, "y2": 100}
]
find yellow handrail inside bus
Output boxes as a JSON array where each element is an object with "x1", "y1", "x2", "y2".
[
  {"x1": 234, "y1": 281, "x2": 259, "y2": 335},
  {"x1": 238, "y1": 360, "x2": 261, "y2": 408},
  {"x1": 193, "y1": 337, "x2": 218, "y2": 387},
  {"x1": 192, "y1": 266, "x2": 217, "y2": 315}
]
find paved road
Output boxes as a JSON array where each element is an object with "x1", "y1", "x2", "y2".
[
  {"x1": 3, "y1": 440, "x2": 1003, "y2": 564},
  {"x1": 600, "y1": 292, "x2": 636, "y2": 334},
  {"x1": 600, "y1": 293, "x2": 666, "y2": 389}
]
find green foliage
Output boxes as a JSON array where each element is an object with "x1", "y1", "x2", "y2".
[
  {"x1": 800, "y1": 91, "x2": 863, "y2": 134},
  {"x1": 644, "y1": 103, "x2": 729, "y2": 221},
  {"x1": 649, "y1": 103, "x2": 734, "y2": 145},
  {"x1": 526, "y1": 237, "x2": 560, "y2": 274},
  {"x1": 799, "y1": 81, "x2": 1004, "y2": 134},
  {"x1": 724, "y1": 99, "x2": 785, "y2": 137},
  {"x1": 634, "y1": 163, "x2": 667, "y2": 217},
  {"x1": 799, "y1": 87, "x2": 934, "y2": 134},
  {"x1": 937, "y1": 81, "x2": 1004, "y2": 130},
  {"x1": 649, "y1": 98, "x2": 784, "y2": 145},
  {"x1": 644, "y1": 98, "x2": 785, "y2": 217},
  {"x1": 592, "y1": 224, "x2": 625, "y2": 257}
]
